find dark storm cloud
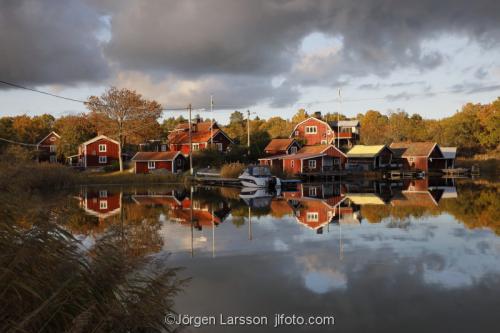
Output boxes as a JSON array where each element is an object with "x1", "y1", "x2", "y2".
[
  {"x1": 104, "y1": 0, "x2": 500, "y2": 78},
  {"x1": 0, "y1": 0, "x2": 109, "y2": 87},
  {"x1": 3, "y1": 0, "x2": 500, "y2": 106}
]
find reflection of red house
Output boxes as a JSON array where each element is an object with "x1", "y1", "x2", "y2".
[
  {"x1": 131, "y1": 151, "x2": 186, "y2": 174},
  {"x1": 390, "y1": 142, "x2": 444, "y2": 172},
  {"x1": 290, "y1": 114, "x2": 360, "y2": 147},
  {"x1": 289, "y1": 197, "x2": 345, "y2": 233},
  {"x1": 391, "y1": 179, "x2": 443, "y2": 207},
  {"x1": 170, "y1": 198, "x2": 230, "y2": 230},
  {"x1": 168, "y1": 120, "x2": 233, "y2": 155},
  {"x1": 78, "y1": 189, "x2": 122, "y2": 220},
  {"x1": 78, "y1": 135, "x2": 120, "y2": 168}
]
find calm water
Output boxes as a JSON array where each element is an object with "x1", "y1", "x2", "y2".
[{"x1": 6, "y1": 178, "x2": 500, "y2": 332}]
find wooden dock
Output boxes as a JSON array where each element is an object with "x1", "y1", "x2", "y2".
[
  {"x1": 387, "y1": 170, "x2": 425, "y2": 179},
  {"x1": 195, "y1": 177, "x2": 242, "y2": 187}
]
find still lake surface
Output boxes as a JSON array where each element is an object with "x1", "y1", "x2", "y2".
[{"x1": 12, "y1": 178, "x2": 500, "y2": 332}]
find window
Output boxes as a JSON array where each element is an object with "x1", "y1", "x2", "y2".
[
  {"x1": 333, "y1": 158, "x2": 340, "y2": 165},
  {"x1": 50, "y1": 136, "x2": 56, "y2": 142},
  {"x1": 49, "y1": 145, "x2": 56, "y2": 153},
  {"x1": 309, "y1": 187, "x2": 317, "y2": 197},
  {"x1": 148, "y1": 161, "x2": 156, "y2": 169},
  {"x1": 216, "y1": 143, "x2": 223, "y2": 151},
  {"x1": 291, "y1": 160, "x2": 295, "y2": 168},
  {"x1": 321, "y1": 140, "x2": 327, "y2": 144},
  {"x1": 99, "y1": 156, "x2": 107, "y2": 164},
  {"x1": 49, "y1": 155, "x2": 57, "y2": 163},
  {"x1": 176, "y1": 158, "x2": 183, "y2": 166},
  {"x1": 308, "y1": 160, "x2": 316, "y2": 169},
  {"x1": 409, "y1": 157, "x2": 414, "y2": 162},
  {"x1": 290, "y1": 146, "x2": 298, "y2": 154},
  {"x1": 306, "y1": 212, "x2": 319, "y2": 222},
  {"x1": 294, "y1": 130, "x2": 299, "y2": 136},
  {"x1": 99, "y1": 144, "x2": 107, "y2": 152},
  {"x1": 99, "y1": 190, "x2": 107, "y2": 198},
  {"x1": 161, "y1": 144, "x2": 167, "y2": 152},
  {"x1": 305, "y1": 126, "x2": 317, "y2": 134},
  {"x1": 192, "y1": 143, "x2": 200, "y2": 151},
  {"x1": 99, "y1": 200, "x2": 108, "y2": 210}
]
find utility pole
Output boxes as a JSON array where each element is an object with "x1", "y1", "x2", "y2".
[
  {"x1": 337, "y1": 88, "x2": 341, "y2": 149},
  {"x1": 247, "y1": 109, "x2": 251, "y2": 155},
  {"x1": 210, "y1": 95, "x2": 214, "y2": 148},
  {"x1": 188, "y1": 103, "x2": 193, "y2": 175}
]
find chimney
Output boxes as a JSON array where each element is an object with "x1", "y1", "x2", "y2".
[{"x1": 313, "y1": 111, "x2": 322, "y2": 119}]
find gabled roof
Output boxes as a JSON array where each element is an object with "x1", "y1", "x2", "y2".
[
  {"x1": 168, "y1": 121, "x2": 233, "y2": 145},
  {"x1": 440, "y1": 147, "x2": 457, "y2": 159},
  {"x1": 37, "y1": 131, "x2": 60, "y2": 145},
  {"x1": 290, "y1": 117, "x2": 333, "y2": 137},
  {"x1": 280, "y1": 144, "x2": 346, "y2": 160},
  {"x1": 131, "y1": 151, "x2": 181, "y2": 161},
  {"x1": 264, "y1": 138, "x2": 297, "y2": 152},
  {"x1": 82, "y1": 135, "x2": 119, "y2": 147},
  {"x1": 346, "y1": 145, "x2": 387, "y2": 158},
  {"x1": 389, "y1": 142, "x2": 441, "y2": 158}
]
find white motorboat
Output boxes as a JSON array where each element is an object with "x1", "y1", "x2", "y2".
[
  {"x1": 238, "y1": 165, "x2": 281, "y2": 188},
  {"x1": 239, "y1": 188, "x2": 274, "y2": 208}
]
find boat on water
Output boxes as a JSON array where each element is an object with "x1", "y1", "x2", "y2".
[
  {"x1": 239, "y1": 188, "x2": 275, "y2": 208},
  {"x1": 238, "y1": 165, "x2": 281, "y2": 188}
]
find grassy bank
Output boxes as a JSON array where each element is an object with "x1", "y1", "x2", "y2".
[{"x1": 0, "y1": 160, "x2": 190, "y2": 192}]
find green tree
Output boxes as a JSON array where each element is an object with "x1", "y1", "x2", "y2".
[{"x1": 54, "y1": 114, "x2": 97, "y2": 158}]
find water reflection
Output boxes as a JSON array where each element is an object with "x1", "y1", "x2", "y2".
[{"x1": 3, "y1": 178, "x2": 499, "y2": 332}]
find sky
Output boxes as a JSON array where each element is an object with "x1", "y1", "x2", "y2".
[{"x1": 1, "y1": 0, "x2": 500, "y2": 124}]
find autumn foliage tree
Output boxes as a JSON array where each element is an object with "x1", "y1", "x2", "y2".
[{"x1": 86, "y1": 87, "x2": 162, "y2": 171}]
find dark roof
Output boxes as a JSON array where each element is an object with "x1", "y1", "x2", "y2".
[
  {"x1": 328, "y1": 120, "x2": 360, "y2": 128},
  {"x1": 389, "y1": 142, "x2": 439, "y2": 157},
  {"x1": 264, "y1": 138, "x2": 296, "y2": 152},
  {"x1": 168, "y1": 121, "x2": 232, "y2": 145},
  {"x1": 131, "y1": 151, "x2": 180, "y2": 161}
]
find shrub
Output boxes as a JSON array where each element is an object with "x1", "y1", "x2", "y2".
[
  {"x1": 220, "y1": 162, "x2": 246, "y2": 178},
  {"x1": 103, "y1": 161, "x2": 120, "y2": 172}
]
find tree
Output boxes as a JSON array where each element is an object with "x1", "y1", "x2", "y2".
[
  {"x1": 259, "y1": 116, "x2": 292, "y2": 138},
  {"x1": 54, "y1": 114, "x2": 97, "y2": 158},
  {"x1": 86, "y1": 87, "x2": 162, "y2": 171},
  {"x1": 359, "y1": 110, "x2": 389, "y2": 144},
  {"x1": 291, "y1": 108, "x2": 308, "y2": 124}
]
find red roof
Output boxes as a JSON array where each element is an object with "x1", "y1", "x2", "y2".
[
  {"x1": 264, "y1": 138, "x2": 296, "y2": 152},
  {"x1": 168, "y1": 121, "x2": 231, "y2": 145},
  {"x1": 390, "y1": 142, "x2": 439, "y2": 157},
  {"x1": 131, "y1": 151, "x2": 180, "y2": 161}
]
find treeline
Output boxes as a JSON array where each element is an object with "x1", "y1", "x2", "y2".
[{"x1": 1, "y1": 93, "x2": 498, "y2": 158}]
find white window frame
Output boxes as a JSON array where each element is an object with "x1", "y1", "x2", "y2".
[
  {"x1": 216, "y1": 142, "x2": 223, "y2": 151},
  {"x1": 291, "y1": 160, "x2": 295, "y2": 168},
  {"x1": 50, "y1": 136, "x2": 56, "y2": 142},
  {"x1": 192, "y1": 143, "x2": 200, "y2": 151},
  {"x1": 99, "y1": 190, "x2": 107, "y2": 198},
  {"x1": 305, "y1": 126, "x2": 317, "y2": 134},
  {"x1": 98, "y1": 144, "x2": 107, "y2": 152},
  {"x1": 98, "y1": 156, "x2": 107, "y2": 164},
  {"x1": 309, "y1": 187, "x2": 317, "y2": 197},
  {"x1": 161, "y1": 144, "x2": 167, "y2": 152},
  {"x1": 99, "y1": 200, "x2": 108, "y2": 210},
  {"x1": 148, "y1": 161, "x2": 156, "y2": 169},
  {"x1": 49, "y1": 145, "x2": 56, "y2": 153},
  {"x1": 308, "y1": 160, "x2": 317, "y2": 169},
  {"x1": 290, "y1": 146, "x2": 298, "y2": 154},
  {"x1": 294, "y1": 130, "x2": 299, "y2": 136},
  {"x1": 306, "y1": 212, "x2": 319, "y2": 222}
]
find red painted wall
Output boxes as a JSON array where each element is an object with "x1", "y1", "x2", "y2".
[
  {"x1": 291, "y1": 118, "x2": 334, "y2": 145},
  {"x1": 84, "y1": 138, "x2": 119, "y2": 167},
  {"x1": 38, "y1": 133, "x2": 60, "y2": 162},
  {"x1": 84, "y1": 190, "x2": 121, "y2": 215},
  {"x1": 135, "y1": 160, "x2": 173, "y2": 174},
  {"x1": 283, "y1": 158, "x2": 302, "y2": 174}
]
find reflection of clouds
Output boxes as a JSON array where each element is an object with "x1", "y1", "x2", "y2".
[{"x1": 296, "y1": 254, "x2": 347, "y2": 294}]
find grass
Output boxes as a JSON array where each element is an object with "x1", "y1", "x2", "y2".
[{"x1": 220, "y1": 162, "x2": 246, "y2": 178}]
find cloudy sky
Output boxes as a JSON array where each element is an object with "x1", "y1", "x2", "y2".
[{"x1": 1, "y1": 0, "x2": 500, "y2": 123}]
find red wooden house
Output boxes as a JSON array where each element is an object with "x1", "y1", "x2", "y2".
[
  {"x1": 280, "y1": 145, "x2": 347, "y2": 175},
  {"x1": 389, "y1": 142, "x2": 444, "y2": 172},
  {"x1": 259, "y1": 138, "x2": 301, "y2": 170},
  {"x1": 77, "y1": 135, "x2": 120, "y2": 169},
  {"x1": 168, "y1": 120, "x2": 233, "y2": 155},
  {"x1": 77, "y1": 188, "x2": 122, "y2": 220},
  {"x1": 131, "y1": 151, "x2": 186, "y2": 174},
  {"x1": 289, "y1": 113, "x2": 360, "y2": 148},
  {"x1": 36, "y1": 131, "x2": 60, "y2": 163}
]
